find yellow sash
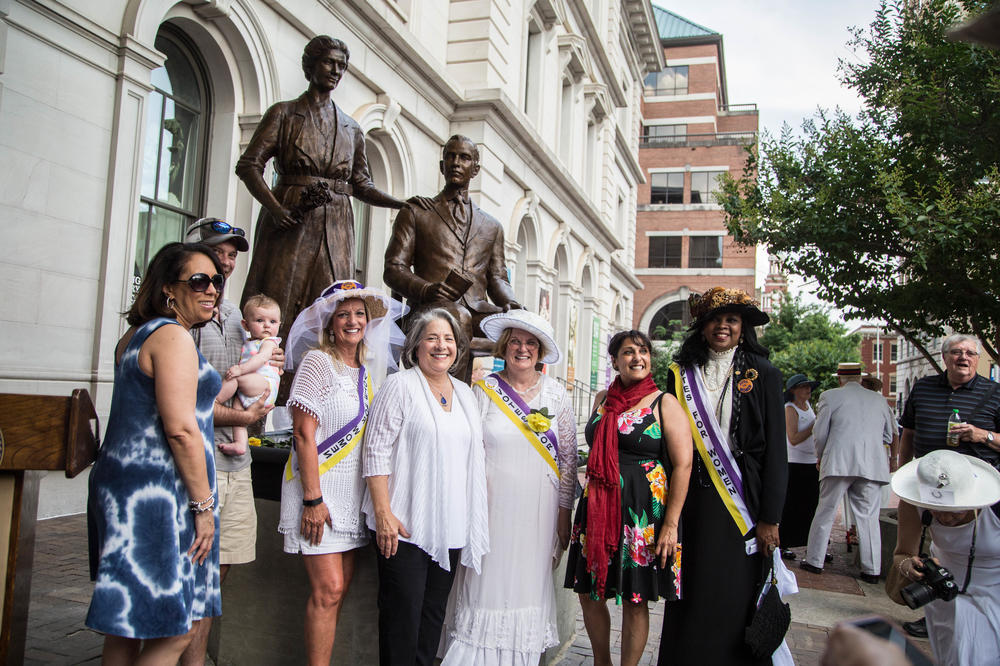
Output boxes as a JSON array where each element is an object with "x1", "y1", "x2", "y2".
[
  {"x1": 476, "y1": 379, "x2": 560, "y2": 479},
  {"x1": 285, "y1": 371, "x2": 374, "y2": 481}
]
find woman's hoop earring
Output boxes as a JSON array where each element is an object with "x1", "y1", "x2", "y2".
[{"x1": 166, "y1": 296, "x2": 176, "y2": 311}]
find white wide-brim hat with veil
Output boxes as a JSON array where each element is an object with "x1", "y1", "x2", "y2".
[{"x1": 285, "y1": 280, "x2": 408, "y2": 384}]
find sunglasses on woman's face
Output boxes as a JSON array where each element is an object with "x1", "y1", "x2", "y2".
[
  {"x1": 192, "y1": 219, "x2": 246, "y2": 238},
  {"x1": 175, "y1": 273, "x2": 225, "y2": 292}
]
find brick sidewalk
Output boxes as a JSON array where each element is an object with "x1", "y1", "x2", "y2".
[
  {"x1": 553, "y1": 603, "x2": 831, "y2": 666},
  {"x1": 24, "y1": 514, "x2": 102, "y2": 664},
  {"x1": 25, "y1": 513, "x2": 927, "y2": 665},
  {"x1": 550, "y1": 514, "x2": 932, "y2": 666}
]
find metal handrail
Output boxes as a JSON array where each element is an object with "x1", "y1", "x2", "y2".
[
  {"x1": 640, "y1": 131, "x2": 757, "y2": 148},
  {"x1": 554, "y1": 376, "x2": 596, "y2": 429},
  {"x1": 719, "y1": 103, "x2": 758, "y2": 113}
]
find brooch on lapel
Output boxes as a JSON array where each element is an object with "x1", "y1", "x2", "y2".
[{"x1": 735, "y1": 368, "x2": 758, "y2": 394}]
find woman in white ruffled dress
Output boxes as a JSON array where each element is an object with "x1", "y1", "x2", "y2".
[
  {"x1": 441, "y1": 309, "x2": 577, "y2": 666},
  {"x1": 279, "y1": 280, "x2": 406, "y2": 666}
]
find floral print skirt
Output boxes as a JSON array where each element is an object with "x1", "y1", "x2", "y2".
[{"x1": 564, "y1": 403, "x2": 681, "y2": 605}]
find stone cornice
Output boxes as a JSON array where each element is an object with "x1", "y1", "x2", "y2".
[
  {"x1": 455, "y1": 88, "x2": 623, "y2": 253},
  {"x1": 611, "y1": 254, "x2": 643, "y2": 289},
  {"x1": 621, "y1": 0, "x2": 663, "y2": 73}
]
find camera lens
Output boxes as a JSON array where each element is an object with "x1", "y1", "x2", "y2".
[{"x1": 901, "y1": 581, "x2": 937, "y2": 610}]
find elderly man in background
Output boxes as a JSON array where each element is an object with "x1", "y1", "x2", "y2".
[
  {"x1": 180, "y1": 217, "x2": 281, "y2": 665},
  {"x1": 801, "y1": 362, "x2": 897, "y2": 584},
  {"x1": 899, "y1": 334, "x2": 1000, "y2": 467},
  {"x1": 894, "y1": 333, "x2": 1000, "y2": 638}
]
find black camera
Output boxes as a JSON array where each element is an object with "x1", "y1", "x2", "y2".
[{"x1": 901, "y1": 556, "x2": 959, "y2": 609}]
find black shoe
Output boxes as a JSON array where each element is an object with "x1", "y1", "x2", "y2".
[
  {"x1": 858, "y1": 572, "x2": 880, "y2": 584},
  {"x1": 800, "y1": 561, "x2": 823, "y2": 574},
  {"x1": 902, "y1": 618, "x2": 927, "y2": 638},
  {"x1": 781, "y1": 549, "x2": 797, "y2": 561},
  {"x1": 825, "y1": 553, "x2": 834, "y2": 563}
]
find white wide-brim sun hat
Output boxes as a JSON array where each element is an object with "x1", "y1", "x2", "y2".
[
  {"x1": 891, "y1": 449, "x2": 1000, "y2": 511},
  {"x1": 480, "y1": 309, "x2": 560, "y2": 365}
]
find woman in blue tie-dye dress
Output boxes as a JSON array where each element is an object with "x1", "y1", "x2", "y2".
[{"x1": 87, "y1": 243, "x2": 224, "y2": 662}]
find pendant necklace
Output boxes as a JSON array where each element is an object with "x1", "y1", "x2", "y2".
[{"x1": 429, "y1": 382, "x2": 450, "y2": 405}]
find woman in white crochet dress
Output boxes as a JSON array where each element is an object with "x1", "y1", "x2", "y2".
[
  {"x1": 441, "y1": 309, "x2": 577, "y2": 666},
  {"x1": 279, "y1": 280, "x2": 406, "y2": 666}
]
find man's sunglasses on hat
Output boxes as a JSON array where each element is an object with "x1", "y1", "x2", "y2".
[{"x1": 191, "y1": 218, "x2": 246, "y2": 238}]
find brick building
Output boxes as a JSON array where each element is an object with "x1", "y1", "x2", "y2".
[
  {"x1": 852, "y1": 325, "x2": 900, "y2": 410},
  {"x1": 633, "y1": 7, "x2": 759, "y2": 337}
]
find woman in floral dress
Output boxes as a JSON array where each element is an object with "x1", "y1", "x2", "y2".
[{"x1": 564, "y1": 330, "x2": 692, "y2": 666}]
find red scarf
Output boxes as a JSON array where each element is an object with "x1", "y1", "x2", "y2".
[{"x1": 585, "y1": 374, "x2": 658, "y2": 596}]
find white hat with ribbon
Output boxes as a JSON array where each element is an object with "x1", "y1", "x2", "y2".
[
  {"x1": 892, "y1": 449, "x2": 1000, "y2": 511},
  {"x1": 480, "y1": 309, "x2": 560, "y2": 365}
]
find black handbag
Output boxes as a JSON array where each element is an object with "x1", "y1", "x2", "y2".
[{"x1": 744, "y1": 559, "x2": 791, "y2": 659}]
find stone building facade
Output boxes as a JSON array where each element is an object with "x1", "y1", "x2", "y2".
[{"x1": 0, "y1": 0, "x2": 662, "y2": 513}]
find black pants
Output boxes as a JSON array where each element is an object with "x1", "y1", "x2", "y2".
[{"x1": 373, "y1": 537, "x2": 460, "y2": 666}]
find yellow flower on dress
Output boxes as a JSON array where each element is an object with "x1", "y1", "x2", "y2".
[
  {"x1": 641, "y1": 523, "x2": 655, "y2": 548},
  {"x1": 645, "y1": 465, "x2": 667, "y2": 506},
  {"x1": 248, "y1": 437, "x2": 262, "y2": 447},
  {"x1": 526, "y1": 408, "x2": 553, "y2": 433}
]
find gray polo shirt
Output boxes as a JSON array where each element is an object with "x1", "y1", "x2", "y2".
[{"x1": 192, "y1": 298, "x2": 251, "y2": 473}]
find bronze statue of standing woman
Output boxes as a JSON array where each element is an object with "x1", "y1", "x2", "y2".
[{"x1": 236, "y1": 35, "x2": 426, "y2": 399}]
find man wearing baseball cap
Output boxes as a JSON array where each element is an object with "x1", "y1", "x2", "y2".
[{"x1": 181, "y1": 217, "x2": 281, "y2": 665}]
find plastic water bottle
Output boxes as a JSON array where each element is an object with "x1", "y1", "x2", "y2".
[{"x1": 947, "y1": 409, "x2": 962, "y2": 446}]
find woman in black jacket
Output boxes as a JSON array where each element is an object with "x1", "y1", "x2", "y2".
[{"x1": 657, "y1": 287, "x2": 787, "y2": 666}]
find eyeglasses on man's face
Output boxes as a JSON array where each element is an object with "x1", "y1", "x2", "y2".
[{"x1": 946, "y1": 349, "x2": 979, "y2": 358}]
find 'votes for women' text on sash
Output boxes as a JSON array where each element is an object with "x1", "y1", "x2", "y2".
[
  {"x1": 671, "y1": 362, "x2": 756, "y2": 542},
  {"x1": 285, "y1": 367, "x2": 374, "y2": 481},
  {"x1": 476, "y1": 373, "x2": 560, "y2": 483}
]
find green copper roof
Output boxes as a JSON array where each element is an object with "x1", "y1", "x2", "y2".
[{"x1": 653, "y1": 5, "x2": 718, "y2": 40}]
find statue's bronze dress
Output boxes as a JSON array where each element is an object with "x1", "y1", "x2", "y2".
[{"x1": 237, "y1": 93, "x2": 385, "y2": 348}]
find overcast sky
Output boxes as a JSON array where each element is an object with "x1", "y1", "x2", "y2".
[{"x1": 654, "y1": 0, "x2": 884, "y2": 138}]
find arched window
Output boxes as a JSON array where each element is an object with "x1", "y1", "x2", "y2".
[
  {"x1": 134, "y1": 27, "x2": 210, "y2": 285},
  {"x1": 649, "y1": 301, "x2": 690, "y2": 340}
]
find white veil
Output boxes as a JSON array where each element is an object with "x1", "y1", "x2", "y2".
[{"x1": 284, "y1": 281, "x2": 409, "y2": 387}]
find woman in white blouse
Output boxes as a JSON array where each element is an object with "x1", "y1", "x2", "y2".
[
  {"x1": 441, "y1": 309, "x2": 577, "y2": 665},
  {"x1": 363, "y1": 308, "x2": 488, "y2": 666},
  {"x1": 280, "y1": 280, "x2": 407, "y2": 666}
]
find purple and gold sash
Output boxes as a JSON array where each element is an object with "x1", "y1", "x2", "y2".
[
  {"x1": 476, "y1": 373, "x2": 560, "y2": 481},
  {"x1": 671, "y1": 362, "x2": 755, "y2": 540},
  {"x1": 285, "y1": 367, "x2": 374, "y2": 481}
]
